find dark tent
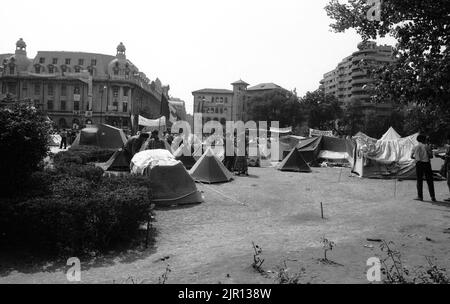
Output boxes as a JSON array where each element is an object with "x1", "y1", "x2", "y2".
[
  {"x1": 296, "y1": 136, "x2": 355, "y2": 166},
  {"x1": 72, "y1": 124, "x2": 127, "y2": 149},
  {"x1": 277, "y1": 148, "x2": 311, "y2": 172},
  {"x1": 189, "y1": 148, "x2": 233, "y2": 183},
  {"x1": 145, "y1": 162, "x2": 204, "y2": 206},
  {"x1": 97, "y1": 149, "x2": 130, "y2": 172}
]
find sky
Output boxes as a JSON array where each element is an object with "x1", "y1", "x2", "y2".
[{"x1": 0, "y1": 0, "x2": 395, "y2": 114}]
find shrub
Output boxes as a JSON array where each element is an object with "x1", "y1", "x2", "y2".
[
  {"x1": 0, "y1": 173, "x2": 152, "y2": 255},
  {"x1": 0, "y1": 104, "x2": 51, "y2": 196},
  {"x1": 53, "y1": 145, "x2": 115, "y2": 165}
]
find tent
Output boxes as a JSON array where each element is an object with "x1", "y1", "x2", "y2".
[
  {"x1": 48, "y1": 134, "x2": 61, "y2": 146},
  {"x1": 72, "y1": 124, "x2": 127, "y2": 149},
  {"x1": 189, "y1": 148, "x2": 233, "y2": 183},
  {"x1": 97, "y1": 149, "x2": 130, "y2": 172},
  {"x1": 296, "y1": 136, "x2": 355, "y2": 166},
  {"x1": 130, "y1": 149, "x2": 204, "y2": 206},
  {"x1": 172, "y1": 134, "x2": 203, "y2": 169},
  {"x1": 268, "y1": 135, "x2": 303, "y2": 162},
  {"x1": 379, "y1": 127, "x2": 401, "y2": 141},
  {"x1": 277, "y1": 148, "x2": 311, "y2": 172},
  {"x1": 352, "y1": 127, "x2": 420, "y2": 179}
]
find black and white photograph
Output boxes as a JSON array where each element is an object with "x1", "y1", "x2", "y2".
[{"x1": 0, "y1": 0, "x2": 449, "y2": 291}]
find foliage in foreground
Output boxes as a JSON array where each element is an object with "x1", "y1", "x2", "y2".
[{"x1": 0, "y1": 146, "x2": 152, "y2": 256}]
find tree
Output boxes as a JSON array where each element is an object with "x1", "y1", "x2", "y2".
[
  {"x1": 0, "y1": 103, "x2": 52, "y2": 196},
  {"x1": 300, "y1": 90, "x2": 343, "y2": 132},
  {"x1": 325, "y1": 0, "x2": 450, "y2": 138},
  {"x1": 248, "y1": 89, "x2": 303, "y2": 129}
]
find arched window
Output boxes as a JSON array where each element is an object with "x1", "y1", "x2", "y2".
[
  {"x1": 34, "y1": 65, "x2": 41, "y2": 74},
  {"x1": 58, "y1": 118, "x2": 67, "y2": 128}
]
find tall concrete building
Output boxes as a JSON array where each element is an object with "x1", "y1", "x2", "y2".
[
  {"x1": 192, "y1": 80, "x2": 287, "y2": 125},
  {"x1": 320, "y1": 41, "x2": 395, "y2": 116},
  {"x1": 0, "y1": 38, "x2": 170, "y2": 131}
]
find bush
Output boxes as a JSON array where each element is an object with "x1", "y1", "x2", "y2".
[
  {"x1": 53, "y1": 145, "x2": 115, "y2": 165},
  {"x1": 0, "y1": 104, "x2": 51, "y2": 196},
  {"x1": 0, "y1": 173, "x2": 152, "y2": 255}
]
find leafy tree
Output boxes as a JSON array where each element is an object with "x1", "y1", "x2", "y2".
[
  {"x1": 338, "y1": 100, "x2": 365, "y2": 135},
  {"x1": 0, "y1": 103, "x2": 52, "y2": 196},
  {"x1": 325, "y1": 0, "x2": 450, "y2": 139},
  {"x1": 300, "y1": 90, "x2": 343, "y2": 132},
  {"x1": 248, "y1": 89, "x2": 303, "y2": 129}
]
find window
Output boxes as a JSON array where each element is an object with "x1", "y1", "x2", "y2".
[
  {"x1": 48, "y1": 65, "x2": 54, "y2": 73},
  {"x1": 61, "y1": 65, "x2": 67, "y2": 73},
  {"x1": 61, "y1": 85, "x2": 67, "y2": 96},
  {"x1": 78, "y1": 59, "x2": 84, "y2": 66},
  {"x1": 73, "y1": 86, "x2": 80, "y2": 95},
  {"x1": 73, "y1": 100, "x2": 80, "y2": 111},
  {"x1": 60, "y1": 100, "x2": 66, "y2": 111},
  {"x1": 123, "y1": 102, "x2": 128, "y2": 112},
  {"x1": 9, "y1": 66, "x2": 15, "y2": 74},
  {"x1": 91, "y1": 59, "x2": 97, "y2": 66},
  {"x1": 48, "y1": 84, "x2": 54, "y2": 96},
  {"x1": 211, "y1": 97, "x2": 215, "y2": 103},
  {"x1": 125, "y1": 70, "x2": 130, "y2": 78},
  {"x1": 74, "y1": 66, "x2": 80, "y2": 73},
  {"x1": 123, "y1": 87, "x2": 129, "y2": 97},
  {"x1": 52, "y1": 58, "x2": 58, "y2": 65},
  {"x1": 65, "y1": 58, "x2": 71, "y2": 65},
  {"x1": 113, "y1": 86, "x2": 119, "y2": 98},
  {"x1": 8, "y1": 83, "x2": 16, "y2": 95},
  {"x1": 225, "y1": 97, "x2": 228, "y2": 103},
  {"x1": 34, "y1": 65, "x2": 41, "y2": 74},
  {"x1": 47, "y1": 100, "x2": 54, "y2": 110},
  {"x1": 34, "y1": 83, "x2": 41, "y2": 95},
  {"x1": 22, "y1": 83, "x2": 28, "y2": 95},
  {"x1": 34, "y1": 99, "x2": 41, "y2": 109},
  {"x1": 113, "y1": 68, "x2": 119, "y2": 75},
  {"x1": 39, "y1": 57, "x2": 45, "y2": 64}
]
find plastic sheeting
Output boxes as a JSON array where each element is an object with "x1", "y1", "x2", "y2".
[{"x1": 130, "y1": 149, "x2": 178, "y2": 175}]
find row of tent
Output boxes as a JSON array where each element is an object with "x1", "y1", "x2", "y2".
[{"x1": 71, "y1": 124, "x2": 440, "y2": 181}]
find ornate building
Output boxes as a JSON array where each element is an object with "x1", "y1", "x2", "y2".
[{"x1": 0, "y1": 39, "x2": 170, "y2": 131}]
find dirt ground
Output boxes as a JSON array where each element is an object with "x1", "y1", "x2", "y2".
[{"x1": 1, "y1": 167, "x2": 449, "y2": 284}]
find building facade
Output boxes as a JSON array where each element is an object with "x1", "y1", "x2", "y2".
[
  {"x1": 192, "y1": 80, "x2": 287, "y2": 125},
  {"x1": 0, "y1": 39, "x2": 170, "y2": 131},
  {"x1": 319, "y1": 41, "x2": 395, "y2": 116}
]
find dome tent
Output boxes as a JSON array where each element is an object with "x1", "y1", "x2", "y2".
[{"x1": 71, "y1": 124, "x2": 127, "y2": 149}]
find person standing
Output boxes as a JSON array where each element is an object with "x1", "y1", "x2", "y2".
[
  {"x1": 411, "y1": 134, "x2": 436, "y2": 202},
  {"x1": 59, "y1": 129, "x2": 67, "y2": 149},
  {"x1": 145, "y1": 130, "x2": 166, "y2": 150}
]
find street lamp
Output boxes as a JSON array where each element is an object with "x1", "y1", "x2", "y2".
[{"x1": 100, "y1": 85, "x2": 107, "y2": 124}]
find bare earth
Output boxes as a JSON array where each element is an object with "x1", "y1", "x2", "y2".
[{"x1": 1, "y1": 167, "x2": 449, "y2": 284}]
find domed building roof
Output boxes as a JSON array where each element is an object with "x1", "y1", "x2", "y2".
[
  {"x1": 117, "y1": 42, "x2": 126, "y2": 53},
  {"x1": 16, "y1": 38, "x2": 27, "y2": 50}
]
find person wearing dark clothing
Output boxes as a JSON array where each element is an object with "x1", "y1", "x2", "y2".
[
  {"x1": 146, "y1": 130, "x2": 166, "y2": 150},
  {"x1": 123, "y1": 132, "x2": 149, "y2": 162},
  {"x1": 59, "y1": 129, "x2": 67, "y2": 149},
  {"x1": 233, "y1": 133, "x2": 248, "y2": 176},
  {"x1": 411, "y1": 134, "x2": 436, "y2": 202},
  {"x1": 223, "y1": 133, "x2": 235, "y2": 171}
]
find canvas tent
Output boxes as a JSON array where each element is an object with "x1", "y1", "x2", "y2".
[
  {"x1": 189, "y1": 148, "x2": 233, "y2": 183},
  {"x1": 48, "y1": 134, "x2": 61, "y2": 146},
  {"x1": 268, "y1": 135, "x2": 304, "y2": 162},
  {"x1": 352, "y1": 127, "x2": 420, "y2": 179},
  {"x1": 130, "y1": 149, "x2": 203, "y2": 206},
  {"x1": 72, "y1": 124, "x2": 127, "y2": 149},
  {"x1": 277, "y1": 148, "x2": 311, "y2": 172},
  {"x1": 172, "y1": 134, "x2": 203, "y2": 169},
  {"x1": 296, "y1": 136, "x2": 355, "y2": 166},
  {"x1": 97, "y1": 149, "x2": 130, "y2": 171}
]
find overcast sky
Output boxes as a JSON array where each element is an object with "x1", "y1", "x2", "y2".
[{"x1": 0, "y1": 0, "x2": 395, "y2": 114}]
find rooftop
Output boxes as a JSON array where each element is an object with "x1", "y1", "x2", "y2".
[
  {"x1": 192, "y1": 88, "x2": 233, "y2": 94},
  {"x1": 247, "y1": 82, "x2": 283, "y2": 91}
]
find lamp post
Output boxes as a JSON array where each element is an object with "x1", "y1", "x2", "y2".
[{"x1": 100, "y1": 84, "x2": 106, "y2": 124}]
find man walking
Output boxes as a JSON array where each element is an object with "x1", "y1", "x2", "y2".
[{"x1": 411, "y1": 134, "x2": 436, "y2": 202}]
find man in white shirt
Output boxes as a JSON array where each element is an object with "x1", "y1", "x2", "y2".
[{"x1": 411, "y1": 134, "x2": 436, "y2": 202}]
